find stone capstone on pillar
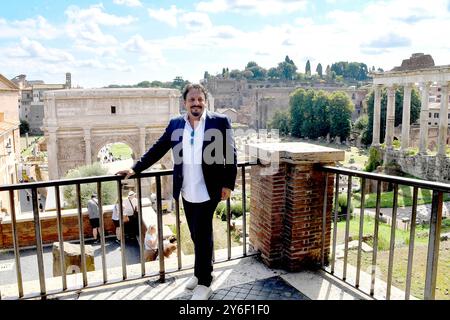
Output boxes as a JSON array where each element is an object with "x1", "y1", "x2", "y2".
[{"x1": 246, "y1": 142, "x2": 345, "y2": 271}]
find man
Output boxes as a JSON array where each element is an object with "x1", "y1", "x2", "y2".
[
  {"x1": 87, "y1": 193, "x2": 100, "y2": 244},
  {"x1": 117, "y1": 83, "x2": 237, "y2": 300},
  {"x1": 123, "y1": 190, "x2": 138, "y2": 239}
]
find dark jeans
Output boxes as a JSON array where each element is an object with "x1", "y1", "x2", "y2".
[{"x1": 182, "y1": 197, "x2": 219, "y2": 287}]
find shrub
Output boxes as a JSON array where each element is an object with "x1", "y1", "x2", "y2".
[
  {"x1": 337, "y1": 193, "x2": 354, "y2": 218},
  {"x1": 364, "y1": 146, "x2": 383, "y2": 172},
  {"x1": 63, "y1": 162, "x2": 115, "y2": 208}
]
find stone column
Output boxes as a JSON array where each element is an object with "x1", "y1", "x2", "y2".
[
  {"x1": 47, "y1": 128, "x2": 59, "y2": 180},
  {"x1": 401, "y1": 84, "x2": 413, "y2": 151},
  {"x1": 385, "y1": 86, "x2": 396, "y2": 150},
  {"x1": 372, "y1": 85, "x2": 382, "y2": 146},
  {"x1": 419, "y1": 82, "x2": 431, "y2": 155},
  {"x1": 247, "y1": 142, "x2": 344, "y2": 270},
  {"x1": 437, "y1": 82, "x2": 449, "y2": 157},
  {"x1": 139, "y1": 126, "x2": 146, "y2": 157},
  {"x1": 83, "y1": 128, "x2": 92, "y2": 165}
]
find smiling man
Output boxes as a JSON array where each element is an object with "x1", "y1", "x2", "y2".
[{"x1": 116, "y1": 83, "x2": 237, "y2": 300}]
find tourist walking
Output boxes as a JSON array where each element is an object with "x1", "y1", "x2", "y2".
[{"x1": 87, "y1": 193, "x2": 100, "y2": 244}]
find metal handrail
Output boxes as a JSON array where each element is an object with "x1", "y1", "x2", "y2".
[
  {"x1": 0, "y1": 162, "x2": 256, "y2": 300},
  {"x1": 319, "y1": 165, "x2": 446, "y2": 300}
]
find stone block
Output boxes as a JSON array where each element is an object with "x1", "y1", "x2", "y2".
[{"x1": 52, "y1": 242, "x2": 95, "y2": 277}]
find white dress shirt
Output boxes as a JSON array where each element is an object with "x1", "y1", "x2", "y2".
[{"x1": 181, "y1": 111, "x2": 210, "y2": 203}]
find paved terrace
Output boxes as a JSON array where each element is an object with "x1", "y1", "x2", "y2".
[{"x1": 1, "y1": 244, "x2": 412, "y2": 301}]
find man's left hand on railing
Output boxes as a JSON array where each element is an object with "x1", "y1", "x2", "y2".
[
  {"x1": 115, "y1": 168, "x2": 135, "y2": 180},
  {"x1": 221, "y1": 187, "x2": 232, "y2": 201}
]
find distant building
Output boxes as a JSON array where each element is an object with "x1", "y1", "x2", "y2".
[
  {"x1": 11, "y1": 73, "x2": 71, "y2": 134},
  {"x1": 203, "y1": 77, "x2": 369, "y2": 128},
  {"x1": 216, "y1": 107, "x2": 237, "y2": 122},
  {"x1": 0, "y1": 74, "x2": 21, "y2": 216}
]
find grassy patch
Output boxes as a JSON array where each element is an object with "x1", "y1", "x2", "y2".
[
  {"x1": 353, "y1": 186, "x2": 450, "y2": 208},
  {"x1": 110, "y1": 143, "x2": 132, "y2": 160},
  {"x1": 345, "y1": 242, "x2": 450, "y2": 300},
  {"x1": 335, "y1": 216, "x2": 450, "y2": 299}
]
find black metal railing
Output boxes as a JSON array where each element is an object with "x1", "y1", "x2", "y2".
[
  {"x1": 0, "y1": 162, "x2": 256, "y2": 300},
  {"x1": 320, "y1": 166, "x2": 447, "y2": 300}
]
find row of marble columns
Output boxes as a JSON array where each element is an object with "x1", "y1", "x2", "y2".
[{"x1": 372, "y1": 82, "x2": 450, "y2": 156}]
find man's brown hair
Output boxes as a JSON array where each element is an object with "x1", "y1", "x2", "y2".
[{"x1": 182, "y1": 83, "x2": 208, "y2": 101}]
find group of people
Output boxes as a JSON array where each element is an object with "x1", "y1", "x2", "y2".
[
  {"x1": 87, "y1": 190, "x2": 176, "y2": 262},
  {"x1": 87, "y1": 190, "x2": 139, "y2": 244}
]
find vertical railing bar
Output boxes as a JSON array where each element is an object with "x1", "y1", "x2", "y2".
[
  {"x1": 31, "y1": 188, "x2": 46, "y2": 298},
  {"x1": 370, "y1": 180, "x2": 382, "y2": 296},
  {"x1": 117, "y1": 180, "x2": 127, "y2": 280},
  {"x1": 405, "y1": 186, "x2": 418, "y2": 300},
  {"x1": 54, "y1": 185, "x2": 67, "y2": 291},
  {"x1": 136, "y1": 177, "x2": 145, "y2": 277},
  {"x1": 156, "y1": 175, "x2": 165, "y2": 282},
  {"x1": 424, "y1": 190, "x2": 443, "y2": 300},
  {"x1": 96, "y1": 182, "x2": 107, "y2": 284},
  {"x1": 343, "y1": 175, "x2": 352, "y2": 281},
  {"x1": 242, "y1": 166, "x2": 247, "y2": 257},
  {"x1": 386, "y1": 183, "x2": 399, "y2": 300},
  {"x1": 331, "y1": 173, "x2": 340, "y2": 274},
  {"x1": 9, "y1": 190, "x2": 24, "y2": 298},
  {"x1": 321, "y1": 172, "x2": 329, "y2": 267},
  {"x1": 227, "y1": 198, "x2": 231, "y2": 260},
  {"x1": 175, "y1": 198, "x2": 182, "y2": 270},
  {"x1": 355, "y1": 177, "x2": 366, "y2": 288},
  {"x1": 75, "y1": 184, "x2": 88, "y2": 288}
]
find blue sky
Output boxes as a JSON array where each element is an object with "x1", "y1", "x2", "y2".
[{"x1": 0, "y1": 0, "x2": 449, "y2": 88}]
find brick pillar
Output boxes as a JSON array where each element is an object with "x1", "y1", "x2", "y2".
[{"x1": 247, "y1": 142, "x2": 344, "y2": 271}]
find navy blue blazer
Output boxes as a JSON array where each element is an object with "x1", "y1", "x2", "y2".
[{"x1": 132, "y1": 111, "x2": 237, "y2": 201}]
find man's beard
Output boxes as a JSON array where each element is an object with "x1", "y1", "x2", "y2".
[{"x1": 191, "y1": 107, "x2": 202, "y2": 117}]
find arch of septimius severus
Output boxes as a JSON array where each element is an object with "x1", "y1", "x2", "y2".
[
  {"x1": 371, "y1": 53, "x2": 450, "y2": 182},
  {"x1": 43, "y1": 88, "x2": 181, "y2": 198}
]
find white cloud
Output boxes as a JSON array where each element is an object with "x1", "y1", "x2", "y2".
[
  {"x1": 180, "y1": 12, "x2": 212, "y2": 30},
  {"x1": 0, "y1": 16, "x2": 61, "y2": 40},
  {"x1": 65, "y1": 4, "x2": 137, "y2": 46},
  {"x1": 113, "y1": 0, "x2": 142, "y2": 7},
  {"x1": 123, "y1": 34, "x2": 165, "y2": 63},
  {"x1": 6, "y1": 38, "x2": 74, "y2": 63},
  {"x1": 196, "y1": 0, "x2": 308, "y2": 16},
  {"x1": 148, "y1": 5, "x2": 181, "y2": 28}
]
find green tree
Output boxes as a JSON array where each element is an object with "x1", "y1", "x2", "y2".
[
  {"x1": 172, "y1": 76, "x2": 189, "y2": 89},
  {"x1": 242, "y1": 70, "x2": 254, "y2": 79},
  {"x1": 245, "y1": 61, "x2": 267, "y2": 80},
  {"x1": 136, "y1": 81, "x2": 151, "y2": 88},
  {"x1": 363, "y1": 87, "x2": 421, "y2": 145},
  {"x1": 325, "y1": 65, "x2": 331, "y2": 79},
  {"x1": 316, "y1": 63, "x2": 323, "y2": 78},
  {"x1": 20, "y1": 120, "x2": 30, "y2": 135},
  {"x1": 277, "y1": 56, "x2": 297, "y2": 80},
  {"x1": 229, "y1": 69, "x2": 243, "y2": 79},
  {"x1": 305, "y1": 60, "x2": 311, "y2": 76},
  {"x1": 268, "y1": 67, "x2": 280, "y2": 79},
  {"x1": 289, "y1": 88, "x2": 307, "y2": 137},
  {"x1": 328, "y1": 91, "x2": 354, "y2": 141},
  {"x1": 204, "y1": 71, "x2": 210, "y2": 80},
  {"x1": 268, "y1": 110, "x2": 291, "y2": 136},
  {"x1": 63, "y1": 163, "x2": 116, "y2": 209}
]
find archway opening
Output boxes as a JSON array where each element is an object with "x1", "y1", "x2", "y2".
[{"x1": 96, "y1": 142, "x2": 135, "y2": 174}]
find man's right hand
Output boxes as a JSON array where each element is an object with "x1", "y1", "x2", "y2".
[{"x1": 115, "y1": 168, "x2": 135, "y2": 180}]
